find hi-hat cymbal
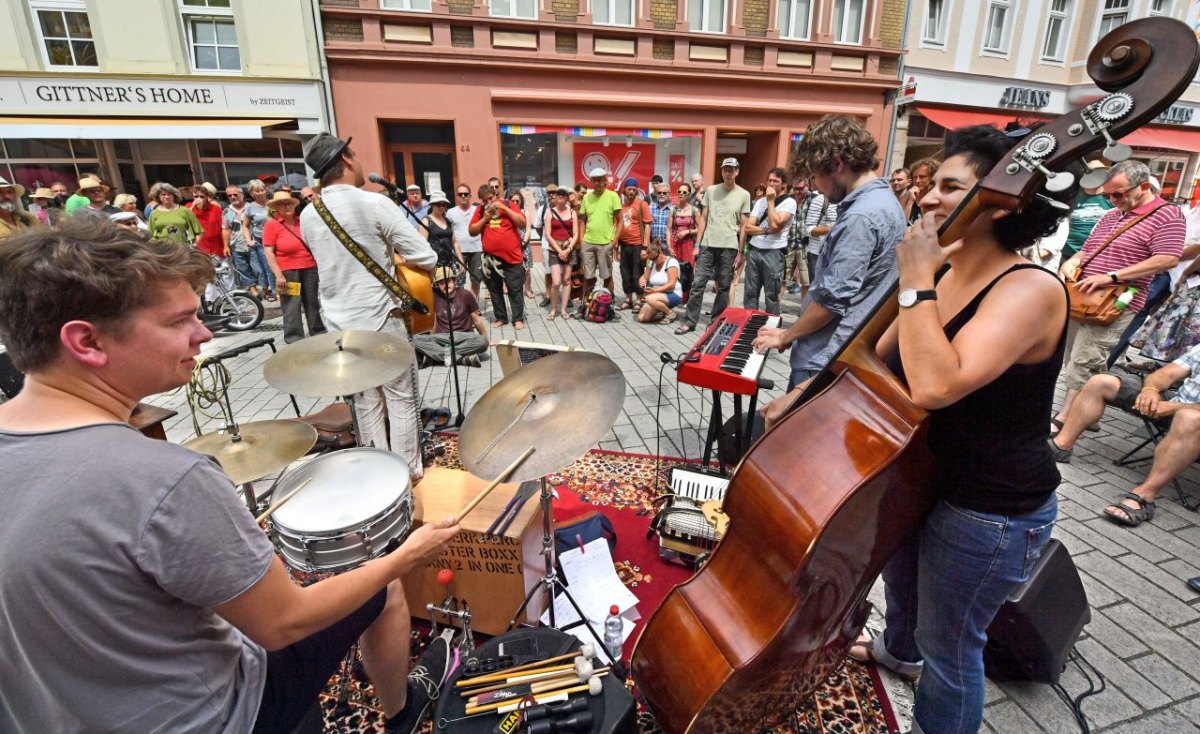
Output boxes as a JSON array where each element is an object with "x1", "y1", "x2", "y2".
[
  {"x1": 459, "y1": 352, "x2": 625, "y2": 483},
  {"x1": 184, "y1": 420, "x2": 317, "y2": 485},
  {"x1": 263, "y1": 330, "x2": 416, "y2": 397}
]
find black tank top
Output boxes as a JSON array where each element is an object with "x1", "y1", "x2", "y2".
[
  {"x1": 885, "y1": 263, "x2": 1069, "y2": 515},
  {"x1": 425, "y1": 217, "x2": 455, "y2": 265}
]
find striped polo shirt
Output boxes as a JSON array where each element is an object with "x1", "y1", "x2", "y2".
[{"x1": 1078, "y1": 196, "x2": 1184, "y2": 312}]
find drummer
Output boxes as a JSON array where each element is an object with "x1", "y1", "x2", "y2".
[{"x1": 0, "y1": 219, "x2": 461, "y2": 734}]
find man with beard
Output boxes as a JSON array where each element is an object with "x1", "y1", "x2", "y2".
[{"x1": 0, "y1": 178, "x2": 37, "y2": 240}]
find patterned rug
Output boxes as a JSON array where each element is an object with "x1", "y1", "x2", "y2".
[{"x1": 316, "y1": 435, "x2": 898, "y2": 733}]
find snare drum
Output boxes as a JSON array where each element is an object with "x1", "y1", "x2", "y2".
[{"x1": 269, "y1": 448, "x2": 413, "y2": 573}]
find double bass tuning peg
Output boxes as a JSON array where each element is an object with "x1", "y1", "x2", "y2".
[{"x1": 1034, "y1": 193, "x2": 1071, "y2": 212}]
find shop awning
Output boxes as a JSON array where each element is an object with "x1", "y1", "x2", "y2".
[
  {"x1": 914, "y1": 106, "x2": 1200, "y2": 154},
  {"x1": 0, "y1": 117, "x2": 294, "y2": 140}
]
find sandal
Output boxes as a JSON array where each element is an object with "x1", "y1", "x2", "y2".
[
  {"x1": 548, "y1": 312, "x2": 557, "y2": 321},
  {"x1": 663, "y1": 312, "x2": 678, "y2": 324},
  {"x1": 847, "y1": 631, "x2": 920, "y2": 682},
  {"x1": 1050, "y1": 417, "x2": 1064, "y2": 435},
  {"x1": 1104, "y1": 493, "x2": 1156, "y2": 527},
  {"x1": 561, "y1": 311, "x2": 572, "y2": 319},
  {"x1": 674, "y1": 324, "x2": 695, "y2": 335},
  {"x1": 618, "y1": 301, "x2": 633, "y2": 311}
]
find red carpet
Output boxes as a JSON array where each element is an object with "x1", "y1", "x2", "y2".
[{"x1": 317, "y1": 437, "x2": 898, "y2": 733}]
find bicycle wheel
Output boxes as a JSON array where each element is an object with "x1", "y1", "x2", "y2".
[{"x1": 215, "y1": 292, "x2": 264, "y2": 331}]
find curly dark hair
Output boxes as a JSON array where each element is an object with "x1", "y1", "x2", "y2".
[
  {"x1": 0, "y1": 218, "x2": 213, "y2": 372},
  {"x1": 942, "y1": 124, "x2": 1081, "y2": 252},
  {"x1": 790, "y1": 115, "x2": 879, "y2": 178}
]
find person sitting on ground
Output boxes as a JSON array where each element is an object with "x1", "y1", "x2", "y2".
[
  {"x1": 637, "y1": 240, "x2": 682, "y2": 324},
  {"x1": 1048, "y1": 343, "x2": 1200, "y2": 527},
  {"x1": 0, "y1": 219, "x2": 461, "y2": 734},
  {"x1": 413, "y1": 266, "x2": 490, "y2": 367}
]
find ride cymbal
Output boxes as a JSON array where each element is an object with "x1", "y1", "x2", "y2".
[
  {"x1": 459, "y1": 351, "x2": 625, "y2": 482},
  {"x1": 263, "y1": 330, "x2": 416, "y2": 397},
  {"x1": 184, "y1": 420, "x2": 317, "y2": 485}
]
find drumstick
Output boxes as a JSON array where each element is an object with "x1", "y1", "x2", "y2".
[
  {"x1": 456, "y1": 644, "x2": 595, "y2": 688},
  {"x1": 464, "y1": 674, "x2": 606, "y2": 716},
  {"x1": 255, "y1": 478, "x2": 312, "y2": 523},
  {"x1": 455, "y1": 447, "x2": 536, "y2": 523}
]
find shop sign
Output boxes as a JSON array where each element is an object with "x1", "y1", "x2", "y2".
[
  {"x1": 669, "y1": 155, "x2": 686, "y2": 204},
  {"x1": 897, "y1": 76, "x2": 917, "y2": 106},
  {"x1": 999, "y1": 86, "x2": 1051, "y2": 110},
  {"x1": 1155, "y1": 105, "x2": 1195, "y2": 125},
  {"x1": 0, "y1": 76, "x2": 322, "y2": 118},
  {"x1": 574, "y1": 142, "x2": 656, "y2": 189}
]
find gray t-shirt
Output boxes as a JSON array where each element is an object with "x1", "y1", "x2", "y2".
[
  {"x1": 790, "y1": 177, "x2": 904, "y2": 378},
  {"x1": 447, "y1": 204, "x2": 482, "y2": 253},
  {"x1": 245, "y1": 201, "x2": 270, "y2": 244},
  {"x1": 700, "y1": 184, "x2": 751, "y2": 249},
  {"x1": 0, "y1": 423, "x2": 274, "y2": 733}
]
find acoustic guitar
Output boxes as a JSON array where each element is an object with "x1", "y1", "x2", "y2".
[
  {"x1": 630, "y1": 18, "x2": 1199, "y2": 734},
  {"x1": 392, "y1": 256, "x2": 435, "y2": 335}
]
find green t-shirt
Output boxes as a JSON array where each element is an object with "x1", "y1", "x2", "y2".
[
  {"x1": 1063, "y1": 192, "x2": 1114, "y2": 258},
  {"x1": 579, "y1": 189, "x2": 622, "y2": 245},
  {"x1": 148, "y1": 206, "x2": 203, "y2": 245},
  {"x1": 700, "y1": 184, "x2": 751, "y2": 249},
  {"x1": 64, "y1": 194, "x2": 89, "y2": 214}
]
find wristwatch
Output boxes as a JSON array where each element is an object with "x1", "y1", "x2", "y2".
[
  {"x1": 1108, "y1": 271, "x2": 1120, "y2": 284},
  {"x1": 898, "y1": 288, "x2": 937, "y2": 308}
]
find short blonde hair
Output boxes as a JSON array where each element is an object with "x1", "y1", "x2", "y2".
[
  {"x1": 113, "y1": 193, "x2": 137, "y2": 208},
  {"x1": 247, "y1": 180, "x2": 267, "y2": 193}
]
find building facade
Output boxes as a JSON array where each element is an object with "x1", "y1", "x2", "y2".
[
  {"x1": 894, "y1": 0, "x2": 1200, "y2": 200},
  {"x1": 0, "y1": 0, "x2": 331, "y2": 202},
  {"x1": 319, "y1": 0, "x2": 907, "y2": 198}
]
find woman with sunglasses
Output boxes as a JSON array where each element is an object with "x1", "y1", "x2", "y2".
[
  {"x1": 668, "y1": 186, "x2": 699, "y2": 302},
  {"x1": 542, "y1": 186, "x2": 578, "y2": 319},
  {"x1": 509, "y1": 190, "x2": 538, "y2": 299}
]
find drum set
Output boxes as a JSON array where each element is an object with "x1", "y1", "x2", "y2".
[{"x1": 182, "y1": 329, "x2": 626, "y2": 644}]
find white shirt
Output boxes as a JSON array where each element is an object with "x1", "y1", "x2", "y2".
[
  {"x1": 748, "y1": 196, "x2": 796, "y2": 250},
  {"x1": 647, "y1": 256, "x2": 682, "y2": 298},
  {"x1": 299, "y1": 184, "x2": 437, "y2": 332},
  {"x1": 447, "y1": 204, "x2": 482, "y2": 253}
]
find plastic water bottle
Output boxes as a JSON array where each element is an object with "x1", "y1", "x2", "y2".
[
  {"x1": 603, "y1": 605, "x2": 623, "y2": 663},
  {"x1": 1114, "y1": 286, "x2": 1138, "y2": 311}
]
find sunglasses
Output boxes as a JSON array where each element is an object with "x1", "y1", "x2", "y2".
[
  {"x1": 678, "y1": 189, "x2": 689, "y2": 195},
  {"x1": 457, "y1": 192, "x2": 470, "y2": 197},
  {"x1": 1104, "y1": 184, "x2": 1140, "y2": 201}
]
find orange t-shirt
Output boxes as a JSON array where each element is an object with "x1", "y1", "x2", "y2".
[{"x1": 619, "y1": 199, "x2": 651, "y2": 246}]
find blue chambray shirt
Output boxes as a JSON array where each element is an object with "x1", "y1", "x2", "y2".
[{"x1": 1171, "y1": 344, "x2": 1200, "y2": 404}]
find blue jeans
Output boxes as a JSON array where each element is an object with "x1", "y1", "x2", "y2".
[
  {"x1": 249, "y1": 244, "x2": 276, "y2": 291},
  {"x1": 230, "y1": 249, "x2": 257, "y2": 288},
  {"x1": 877, "y1": 495, "x2": 1057, "y2": 734}
]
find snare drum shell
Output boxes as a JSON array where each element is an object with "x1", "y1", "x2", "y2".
[{"x1": 270, "y1": 448, "x2": 413, "y2": 573}]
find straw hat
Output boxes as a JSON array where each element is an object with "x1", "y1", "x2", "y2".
[
  {"x1": 0, "y1": 176, "x2": 26, "y2": 198},
  {"x1": 269, "y1": 190, "x2": 300, "y2": 207},
  {"x1": 76, "y1": 176, "x2": 110, "y2": 196},
  {"x1": 433, "y1": 266, "x2": 456, "y2": 283},
  {"x1": 31, "y1": 187, "x2": 53, "y2": 200}
]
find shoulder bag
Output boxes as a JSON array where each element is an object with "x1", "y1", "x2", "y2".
[{"x1": 1065, "y1": 204, "x2": 1167, "y2": 325}]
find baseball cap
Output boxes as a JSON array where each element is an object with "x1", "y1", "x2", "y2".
[
  {"x1": 721, "y1": 157, "x2": 740, "y2": 169},
  {"x1": 623, "y1": 177, "x2": 639, "y2": 188},
  {"x1": 406, "y1": 184, "x2": 421, "y2": 192},
  {"x1": 588, "y1": 167, "x2": 608, "y2": 179}
]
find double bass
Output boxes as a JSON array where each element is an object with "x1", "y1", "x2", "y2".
[{"x1": 631, "y1": 18, "x2": 1199, "y2": 734}]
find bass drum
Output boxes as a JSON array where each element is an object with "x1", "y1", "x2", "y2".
[{"x1": 269, "y1": 448, "x2": 413, "y2": 573}]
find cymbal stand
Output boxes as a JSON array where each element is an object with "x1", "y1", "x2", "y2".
[{"x1": 508, "y1": 476, "x2": 608, "y2": 658}]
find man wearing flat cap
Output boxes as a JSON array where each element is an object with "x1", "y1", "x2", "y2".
[
  {"x1": 299, "y1": 132, "x2": 438, "y2": 480},
  {"x1": 0, "y1": 177, "x2": 38, "y2": 240}
]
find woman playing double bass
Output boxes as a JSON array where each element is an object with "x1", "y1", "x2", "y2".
[{"x1": 860, "y1": 125, "x2": 1075, "y2": 734}]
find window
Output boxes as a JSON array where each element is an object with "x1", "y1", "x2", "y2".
[
  {"x1": 180, "y1": 0, "x2": 240, "y2": 72},
  {"x1": 778, "y1": 0, "x2": 812, "y2": 40},
  {"x1": 490, "y1": 0, "x2": 537, "y2": 18},
  {"x1": 1098, "y1": 0, "x2": 1129, "y2": 38},
  {"x1": 832, "y1": 0, "x2": 864, "y2": 44},
  {"x1": 30, "y1": 1, "x2": 96, "y2": 69},
  {"x1": 198, "y1": 138, "x2": 307, "y2": 192},
  {"x1": 922, "y1": 0, "x2": 948, "y2": 46},
  {"x1": 981, "y1": 0, "x2": 1012, "y2": 54},
  {"x1": 594, "y1": 0, "x2": 634, "y2": 26},
  {"x1": 381, "y1": 0, "x2": 432, "y2": 9},
  {"x1": 1041, "y1": 0, "x2": 1071, "y2": 62},
  {"x1": 1149, "y1": 0, "x2": 1172, "y2": 16},
  {"x1": 688, "y1": 0, "x2": 726, "y2": 33}
]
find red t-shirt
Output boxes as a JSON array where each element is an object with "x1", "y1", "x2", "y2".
[
  {"x1": 619, "y1": 199, "x2": 651, "y2": 245},
  {"x1": 187, "y1": 201, "x2": 226, "y2": 257},
  {"x1": 263, "y1": 217, "x2": 317, "y2": 270},
  {"x1": 471, "y1": 203, "x2": 524, "y2": 264}
]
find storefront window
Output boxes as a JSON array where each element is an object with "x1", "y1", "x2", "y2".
[
  {"x1": 0, "y1": 138, "x2": 97, "y2": 194},
  {"x1": 199, "y1": 138, "x2": 306, "y2": 189},
  {"x1": 500, "y1": 127, "x2": 703, "y2": 204}
]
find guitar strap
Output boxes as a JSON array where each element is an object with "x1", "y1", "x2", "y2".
[{"x1": 312, "y1": 197, "x2": 428, "y2": 315}]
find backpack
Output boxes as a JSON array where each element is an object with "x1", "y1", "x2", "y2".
[{"x1": 582, "y1": 287, "x2": 616, "y2": 323}]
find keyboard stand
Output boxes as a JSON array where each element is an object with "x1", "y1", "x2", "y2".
[{"x1": 701, "y1": 390, "x2": 759, "y2": 474}]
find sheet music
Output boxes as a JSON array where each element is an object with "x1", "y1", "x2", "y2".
[{"x1": 538, "y1": 537, "x2": 639, "y2": 629}]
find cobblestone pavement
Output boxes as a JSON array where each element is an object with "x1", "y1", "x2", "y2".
[{"x1": 143, "y1": 267, "x2": 1200, "y2": 734}]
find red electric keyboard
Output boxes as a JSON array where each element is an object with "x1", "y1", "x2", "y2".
[{"x1": 677, "y1": 307, "x2": 781, "y2": 396}]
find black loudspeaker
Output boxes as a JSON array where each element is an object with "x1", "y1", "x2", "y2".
[{"x1": 984, "y1": 538, "x2": 1091, "y2": 684}]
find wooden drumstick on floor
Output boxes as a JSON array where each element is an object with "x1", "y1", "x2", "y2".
[
  {"x1": 255, "y1": 477, "x2": 313, "y2": 523},
  {"x1": 455, "y1": 644, "x2": 596, "y2": 689},
  {"x1": 454, "y1": 446, "x2": 535, "y2": 523}
]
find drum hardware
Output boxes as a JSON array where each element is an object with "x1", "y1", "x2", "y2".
[
  {"x1": 460, "y1": 654, "x2": 518, "y2": 680},
  {"x1": 268, "y1": 448, "x2": 414, "y2": 573},
  {"x1": 183, "y1": 420, "x2": 318, "y2": 512},
  {"x1": 462, "y1": 675, "x2": 607, "y2": 717},
  {"x1": 428, "y1": 569, "x2": 476, "y2": 659}
]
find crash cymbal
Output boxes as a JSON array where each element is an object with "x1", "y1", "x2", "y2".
[
  {"x1": 459, "y1": 352, "x2": 625, "y2": 482},
  {"x1": 184, "y1": 420, "x2": 317, "y2": 485},
  {"x1": 263, "y1": 330, "x2": 416, "y2": 397}
]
